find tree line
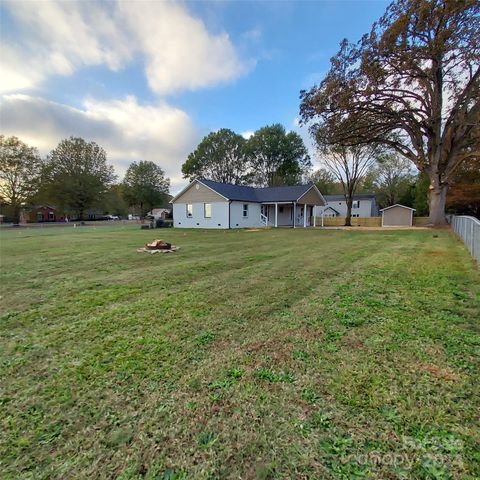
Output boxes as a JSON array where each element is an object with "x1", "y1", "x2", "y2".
[
  {"x1": 2, "y1": 0, "x2": 478, "y2": 226},
  {"x1": 183, "y1": 0, "x2": 480, "y2": 229},
  {"x1": 311, "y1": 155, "x2": 479, "y2": 218},
  {"x1": 183, "y1": 125, "x2": 478, "y2": 226},
  {"x1": 181, "y1": 124, "x2": 312, "y2": 187},
  {"x1": 299, "y1": 0, "x2": 479, "y2": 226},
  {"x1": 0, "y1": 123, "x2": 313, "y2": 224},
  {"x1": 0, "y1": 136, "x2": 170, "y2": 223}
]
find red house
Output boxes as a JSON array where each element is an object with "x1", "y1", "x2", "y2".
[{"x1": 21, "y1": 205, "x2": 65, "y2": 223}]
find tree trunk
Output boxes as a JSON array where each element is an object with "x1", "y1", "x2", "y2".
[
  {"x1": 12, "y1": 204, "x2": 21, "y2": 225},
  {"x1": 428, "y1": 183, "x2": 448, "y2": 226},
  {"x1": 344, "y1": 197, "x2": 353, "y2": 226}
]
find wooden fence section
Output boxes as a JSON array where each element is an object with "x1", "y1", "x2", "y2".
[
  {"x1": 315, "y1": 216, "x2": 430, "y2": 227},
  {"x1": 316, "y1": 217, "x2": 381, "y2": 227}
]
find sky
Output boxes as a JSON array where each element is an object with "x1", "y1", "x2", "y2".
[{"x1": 0, "y1": 0, "x2": 390, "y2": 193}]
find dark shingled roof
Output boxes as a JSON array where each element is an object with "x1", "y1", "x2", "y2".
[
  {"x1": 200, "y1": 179, "x2": 320, "y2": 203},
  {"x1": 200, "y1": 179, "x2": 257, "y2": 202}
]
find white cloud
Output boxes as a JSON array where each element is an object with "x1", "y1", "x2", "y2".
[
  {"x1": 1, "y1": 0, "x2": 251, "y2": 95},
  {"x1": 119, "y1": 2, "x2": 251, "y2": 94},
  {"x1": 0, "y1": 1, "x2": 255, "y2": 193},
  {"x1": 1, "y1": 1, "x2": 130, "y2": 93},
  {"x1": 0, "y1": 94, "x2": 199, "y2": 191},
  {"x1": 241, "y1": 130, "x2": 254, "y2": 139}
]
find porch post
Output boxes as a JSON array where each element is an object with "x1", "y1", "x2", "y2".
[
  {"x1": 293, "y1": 202, "x2": 296, "y2": 228},
  {"x1": 303, "y1": 204, "x2": 307, "y2": 228},
  {"x1": 274, "y1": 203, "x2": 278, "y2": 228},
  {"x1": 313, "y1": 206, "x2": 316, "y2": 227},
  {"x1": 322, "y1": 210, "x2": 324, "y2": 227}
]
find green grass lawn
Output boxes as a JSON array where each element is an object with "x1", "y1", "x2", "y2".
[{"x1": 1, "y1": 226, "x2": 479, "y2": 479}]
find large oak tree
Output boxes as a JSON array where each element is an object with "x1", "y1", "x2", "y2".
[
  {"x1": 182, "y1": 129, "x2": 249, "y2": 184},
  {"x1": 300, "y1": 0, "x2": 479, "y2": 225},
  {"x1": 246, "y1": 124, "x2": 312, "y2": 187},
  {"x1": 122, "y1": 160, "x2": 170, "y2": 216},
  {"x1": 0, "y1": 135, "x2": 42, "y2": 223},
  {"x1": 44, "y1": 137, "x2": 115, "y2": 220}
]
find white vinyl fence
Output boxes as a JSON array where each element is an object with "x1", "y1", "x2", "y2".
[{"x1": 450, "y1": 215, "x2": 480, "y2": 263}]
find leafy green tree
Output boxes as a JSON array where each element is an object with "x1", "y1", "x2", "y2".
[
  {"x1": 300, "y1": 0, "x2": 480, "y2": 225},
  {"x1": 182, "y1": 129, "x2": 250, "y2": 184},
  {"x1": 44, "y1": 137, "x2": 115, "y2": 220},
  {"x1": 356, "y1": 170, "x2": 378, "y2": 194},
  {"x1": 371, "y1": 154, "x2": 414, "y2": 208},
  {"x1": 0, "y1": 135, "x2": 42, "y2": 223},
  {"x1": 122, "y1": 161, "x2": 170, "y2": 216},
  {"x1": 308, "y1": 168, "x2": 339, "y2": 195},
  {"x1": 246, "y1": 124, "x2": 312, "y2": 186},
  {"x1": 396, "y1": 179, "x2": 417, "y2": 209},
  {"x1": 103, "y1": 184, "x2": 129, "y2": 217},
  {"x1": 413, "y1": 173, "x2": 430, "y2": 216}
]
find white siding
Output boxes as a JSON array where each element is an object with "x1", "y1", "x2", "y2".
[
  {"x1": 173, "y1": 202, "x2": 229, "y2": 229},
  {"x1": 314, "y1": 199, "x2": 376, "y2": 218},
  {"x1": 230, "y1": 202, "x2": 263, "y2": 228}
]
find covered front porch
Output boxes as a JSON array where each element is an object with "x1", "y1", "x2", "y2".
[{"x1": 260, "y1": 202, "x2": 319, "y2": 228}]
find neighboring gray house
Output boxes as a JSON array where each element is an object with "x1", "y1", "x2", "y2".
[
  {"x1": 170, "y1": 179, "x2": 326, "y2": 229},
  {"x1": 314, "y1": 194, "x2": 379, "y2": 218}
]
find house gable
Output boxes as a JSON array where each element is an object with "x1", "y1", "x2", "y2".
[
  {"x1": 296, "y1": 185, "x2": 325, "y2": 205},
  {"x1": 172, "y1": 180, "x2": 228, "y2": 204}
]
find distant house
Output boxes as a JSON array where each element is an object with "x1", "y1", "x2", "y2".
[
  {"x1": 148, "y1": 208, "x2": 171, "y2": 220},
  {"x1": 86, "y1": 209, "x2": 105, "y2": 220},
  {"x1": 314, "y1": 194, "x2": 379, "y2": 218},
  {"x1": 21, "y1": 205, "x2": 64, "y2": 223},
  {"x1": 170, "y1": 179, "x2": 326, "y2": 229}
]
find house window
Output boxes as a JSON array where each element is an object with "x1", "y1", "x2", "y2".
[
  {"x1": 352, "y1": 213, "x2": 360, "y2": 218},
  {"x1": 204, "y1": 203, "x2": 211, "y2": 218},
  {"x1": 243, "y1": 204, "x2": 248, "y2": 217},
  {"x1": 279, "y1": 206, "x2": 284, "y2": 213},
  {"x1": 186, "y1": 204, "x2": 193, "y2": 218},
  {"x1": 352, "y1": 200, "x2": 360, "y2": 209}
]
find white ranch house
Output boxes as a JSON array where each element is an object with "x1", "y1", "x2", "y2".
[{"x1": 170, "y1": 179, "x2": 326, "y2": 229}]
